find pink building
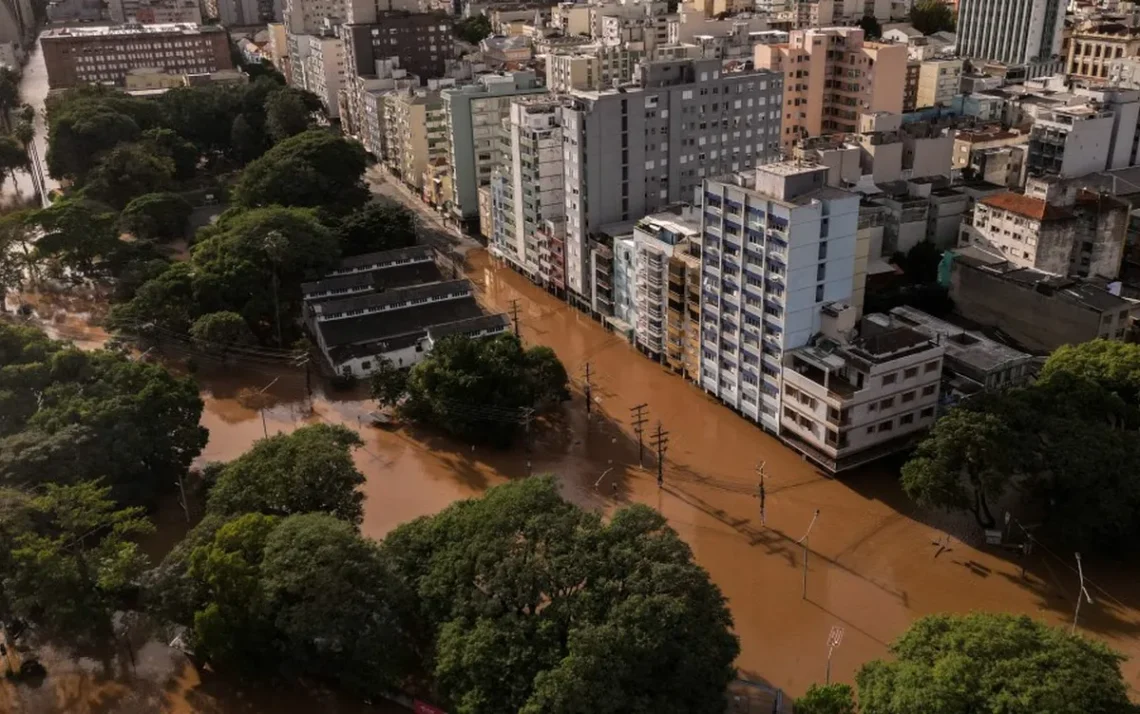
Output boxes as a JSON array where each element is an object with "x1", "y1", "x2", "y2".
[{"x1": 754, "y1": 27, "x2": 908, "y2": 151}]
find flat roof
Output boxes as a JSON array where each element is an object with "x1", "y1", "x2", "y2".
[
  {"x1": 43, "y1": 23, "x2": 221, "y2": 38},
  {"x1": 889, "y1": 305, "x2": 1032, "y2": 373},
  {"x1": 953, "y1": 249, "x2": 1137, "y2": 313}
]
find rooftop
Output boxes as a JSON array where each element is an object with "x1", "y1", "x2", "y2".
[
  {"x1": 427, "y1": 313, "x2": 510, "y2": 341},
  {"x1": 302, "y1": 261, "x2": 444, "y2": 300},
  {"x1": 953, "y1": 248, "x2": 1137, "y2": 313},
  {"x1": 320, "y1": 295, "x2": 484, "y2": 350},
  {"x1": 333, "y1": 246, "x2": 434, "y2": 274},
  {"x1": 43, "y1": 23, "x2": 220, "y2": 38},
  {"x1": 980, "y1": 191, "x2": 1072, "y2": 221},
  {"x1": 889, "y1": 305, "x2": 1033, "y2": 374},
  {"x1": 310, "y1": 279, "x2": 472, "y2": 319}
]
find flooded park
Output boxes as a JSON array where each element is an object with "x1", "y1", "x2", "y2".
[{"x1": 4, "y1": 246, "x2": 1140, "y2": 712}]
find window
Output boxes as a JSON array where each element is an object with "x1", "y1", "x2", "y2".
[
  {"x1": 903, "y1": 367, "x2": 918, "y2": 379},
  {"x1": 815, "y1": 285, "x2": 824, "y2": 302},
  {"x1": 924, "y1": 360, "x2": 939, "y2": 373},
  {"x1": 902, "y1": 391, "x2": 915, "y2": 403},
  {"x1": 881, "y1": 397, "x2": 895, "y2": 409},
  {"x1": 921, "y1": 384, "x2": 936, "y2": 397},
  {"x1": 900, "y1": 413, "x2": 915, "y2": 425},
  {"x1": 877, "y1": 421, "x2": 893, "y2": 433},
  {"x1": 920, "y1": 407, "x2": 935, "y2": 419},
  {"x1": 361, "y1": 360, "x2": 372, "y2": 370},
  {"x1": 882, "y1": 373, "x2": 896, "y2": 386},
  {"x1": 866, "y1": 426, "x2": 875, "y2": 435}
]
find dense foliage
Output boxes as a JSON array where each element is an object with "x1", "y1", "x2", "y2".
[
  {"x1": 205, "y1": 424, "x2": 366, "y2": 524},
  {"x1": 119, "y1": 192, "x2": 194, "y2": 241},
  {"x1": 855, "y1": 614, "x2": 1134, "y2": 714},
  {"x1": 110, "y1": 206, "x2": 339, "y2": 342},
  {"x1": 901, "y1": 339, "x2": 1140, "y2": 550},
  {"x1": 337, "y1": 199, "x2": 418, "y2": 256},
  {"x1": 454, "y1": 15, "x2": 492, "y2": 44},
  {"x1": 231, "y1": 130, "x2": 370, "y2": 216},
  {"x1": 795, "y1": 684, "x2": 857, "y2": 714},
  {"x1": 909, "y1": 0, "x2": 955, "y2": 34},
  {"x1": 382, "y1": 476, "x2": 740, "y2": 714},
  {"x1": 0, "y1": 323, "x2": 207, "y2": 508},
  {"x1": 395, "y1": 333, "x2": 570, "y2": 446}
]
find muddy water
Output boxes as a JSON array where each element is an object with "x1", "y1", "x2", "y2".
[{"x1": 7, "y1": 248, "x2": 1140, "y2": 711}]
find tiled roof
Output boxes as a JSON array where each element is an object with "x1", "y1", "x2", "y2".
[{"x1": 980, "y1": 192, "x2": 1071, "y2": 221}]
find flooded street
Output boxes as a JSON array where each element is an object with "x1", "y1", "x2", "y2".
[
  {"x1": 5, "y1": 247, "x2": 1140, "y2": 711},
  {"x1": 1, "y1": 35, "x2": 60, "y2": 209}
]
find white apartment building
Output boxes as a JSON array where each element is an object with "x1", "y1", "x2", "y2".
[
  {"x1": 915, "y1": 58, "x2": 962, "y2": 109},
  {"x1": 630, "y1": 209, "x2": 703, "y2": 370},
  {"x1": 303, "y1": 34, "x2": 345, "y2": 118},
  {"x1": 781, "y1": 304, "x2": 944, "y2": 472},
  {"x1": 699, "y1": 162, "x2": 861, "y2": 432},
  {"x1": 957, "y1": 0, "x2": 1065, "y2": 68},
  {"x1": 490, "y1": 99, "x2": 566, "y2": 277}
]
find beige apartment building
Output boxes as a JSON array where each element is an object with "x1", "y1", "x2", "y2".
[
  {"x1": 754, "y1": 27, "x2": 907, "y2": 150},
  {"x1": 1067, "y1": 21, "x2": 1140, "y2": 81},
  {"x1": 915, "y1": 57, "x2": 962, "y2": 109},
  {"x1": 383, "y1": 90, "x2": 448, "y2": 190}
]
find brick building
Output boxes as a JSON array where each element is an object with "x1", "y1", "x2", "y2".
[{"x1": 41, "y1": 23, "x2": 232, "y2": 89}]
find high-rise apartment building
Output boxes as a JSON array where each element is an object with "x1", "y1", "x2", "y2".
[
  {"x1": 915, "y1": 58, "x2": 962, "y2": 109},
  {"x1": 0, "y1": 0, "x2": 34, "y2": 49},
  {"x1": 41, "y1": 24, "x2": 232, "y2": 89},
  {"x1": 957, "y1": 0, "x2": 1065, "y2": 68},
  {"x1": 490, "y1": 98, "x2": 566, "y2": 277},
  {"x1": 342, "y1": 15, "x2": 453, "y2": 83},
  {"x1": 698, "y1": 162, "x2": 861, "y2": 432},
  {"x1": 302, "y1": 33, "x2": 345, "y2": 118},
  {"x1": 559, "y1": 58, "x2": 784, "y2": 311},
  {"x1": 441, "y1": 71, "x2": 547, "y2": 224},
  {"x1": 209, "y1": 0, "x2": 281, "y2": 26},
  {"x1": 110, "y1": 0, "x2": 202, "y2": 24},
  {"x1": 382, "y1": 90, "x2": 448, "y2": 190},
  {"x1": 753, "y1": 28, "x2": 907, "y2": 150}
]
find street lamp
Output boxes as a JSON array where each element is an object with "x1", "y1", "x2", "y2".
[
  {"x1": 825, "y1": 626, "x2": 844, "y2": 685},
  {"x1": 1072, "y1": 552, "x2": 1094, "y2": 635}
]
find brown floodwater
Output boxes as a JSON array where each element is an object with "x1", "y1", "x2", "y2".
[{"x1": 5, "y1": 248, "x2": 1140, "y2": 712}]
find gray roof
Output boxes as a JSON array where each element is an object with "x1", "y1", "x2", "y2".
[
  {"x1": 302, "y1": 262, "x2": 445, "y2": 300},
  {"x1": 310, "y1": 279, "x2": 472, "y2": 318},
  {"x1": 428, "y1": 313, "x2": 510, "y2": 341},
  {"x1": 889, "y1": 305, "x2": 1033, "y2": 374},
  {"x1": 319, "y1": 296, "x2": 485, "y2": 350},
  {"x1": 332, "y1": 246, "x2": 435, "y2": 275}
]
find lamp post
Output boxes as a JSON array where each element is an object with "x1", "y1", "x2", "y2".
[{"x1": 825, "y1": 626, "x2": 844, "y2": 685}]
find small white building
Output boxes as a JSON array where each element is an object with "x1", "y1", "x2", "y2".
[{"x1": 780, "y1": 303, "x2": 944, "y2": 473}]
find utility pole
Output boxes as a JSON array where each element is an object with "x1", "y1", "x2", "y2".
[
  {"x1": 521, "y1": 406, "x2": 534, "y2": 454},
  {"x1": 798, "y1": 509, "x2": 821, "y2": 600},
  {"x1": 1072, "y1": 552, "x2": 1094, "y2": 635},
  {"x1": 508, "y1": 299, "x2": 522, "y2": 337},
  {"x1": 583, "y1": 362, "x2": 592, "y2": 416},
  {"x1": 630, "y1": 403, "x2": 648, "y2": 467},
  {"x1": 649, "y1": 421, "x2": 668, "y2": 487},
  {"x1": 174, "y1": 473, "x2": 190, "y2": 523},
  {"x1": 264, "y1": 231, "x2": 285, "y2": 348},
  {"x1": 756, "y1": 461, "x2": 767, "y2": 527}
]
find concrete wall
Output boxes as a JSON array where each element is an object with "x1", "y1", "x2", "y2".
[{"x1": 950, "y1": 261, "x2": 1100, "y2": 351}]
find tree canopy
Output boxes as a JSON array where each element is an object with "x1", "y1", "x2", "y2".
[
  {"x1": 795, "y1": 684, "x2": 857, "y2": 714},
  {"x1": 901, "y1": 339, "x2": 1140, "y2": 551},
  {"x1": 337, "y1": 200, "x2": 418, "y2": 256},
  {"x1": 454, "y1": 15, "x2": 492, "y2": 44},
  {"x1": 909, "y1": 0, "x2": 955, "y2": 35},
  {"x1": 855, "y1": 613, "x2": 1134, "y2": 714},
  {"x1": 397, "y1": 333, "x2": 570, "y2": 446},
  {"x1": 855, "y1": 15, "x2": 882, "y2": 40},
  {"x1": 231, "y1": 130, "x2": 369, "y2": 215},
  {"x1": 0, "y1": 323, "x2": 207, "y2": 508},
  {"x1": 205, "y1": 424, "x2": 366, "y2": 524},
  {"x1": 382, "y1": 476, "x2": 739, "y2": 714},
  {"x1": 119, "y1": 192, "x2": 194, "y2": 241}
]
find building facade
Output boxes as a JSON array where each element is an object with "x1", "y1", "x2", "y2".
[
  {"x1": 699, "y1": 162, "x2": 861, "y2": 433},
  {"x1": 302, "y1": 33, "x2": 345, "y2": 118},
  {"x1": 1066, "y1": 21, "x2": 1140, "y2": 82},
  {"x1": 560, "y1": 58, "x2": 785, "y2": 311},
  {"x1": 42, "y1": 24, "x2": 233, "y2": 89},
  {"x1": 957, "y1": 0, "x2": 1065, "y2": 67},
  {"x1": 753, "y1": 27, "x2": 907, "y2": 150},
  {"x1": 915, "y1": 58, "x2": 962, "y2": 109}
]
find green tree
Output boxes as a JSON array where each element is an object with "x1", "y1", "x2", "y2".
[
  {"x1": 909, "y1": 0, "x2": 955, "y2": 35},
  {"x1": 454, "y1": 15, "x2": 492, "y2": 44},
  {"x1": 232, "y1": 130, "x2": 370, "y2": 215},
  {"x1": 190, "y1": 311, "x2": 257, "y2": 355},
  {"x1": 856, "y1": 613, "x2": 1134, "y2": 714},
  {"x1": 119, "y1": 192, "x2": 194, "y2": 241},
  {"x1": 0, "y1": 212, "x2": 33, "y2": 308},
  {"x1": 206, "y1": 423, "x2": 366, "y2": 525},
  {"x1": 46, "y1": 107, "x2": 141, "y2": 180},
  {"x1": 3, "y1": 481, "x2": 152, "y2": 644},
  {"x1": 1040, "y1": 339, "x2": 1140, "y2": 406},
  {"x1": 900, "y1": 240, "x2": 941, "y2": 285},
  {"x1": 900, "y1": 409, "x2": 1016, "y2": 528},
  {"x1": 795, "y1": 684, "x2": 857, "y2": 714},
  {"x1": 401, "y1": 333, "x2": 570, "y2": 446},
  {"x1": 108, "y1": 260, "x2": 198, "y2": 334},
  {"x1": 382, "y1": 477, "x2": 739, "y2": 714},
  {"x1": 0, "y1": 324, "x2": 207, "y2": 508},
  {"x1": 188, "y1": 512, "x2": 281, "y2": 671},
  {"x1": 259, "y1": 513, "x2": 411, "y2": 693},
  {"x1": 856, "y1": 15, "x2": 882, "y2": 39},
  {"x1": 265, "y1": 87, "x2": 313, "y2": 144},
  {"x1": 230, "y1": 113, "x2": 267, "y2": 163},
  {"x1": 29, "y1": 197, "x2": 121, "y2": 276},
  {"x1": 337, "y1": 200, "x2": 417, "y2": 256},
  {"x1": 0, "y1": 134, "x2": 26, "y2": 193},
  {"x1": 0, "y1": 68, "x2": 20, "y2": 131},
  {"x1": 370, "y1": 356, "x2": 409, "y2": 408},
  {"x1": 82, "y1": 142, "x2": 176, "y2": 208},
  {"x1": 142, "y1": 127, "x2": 200, "y2": 180}
]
